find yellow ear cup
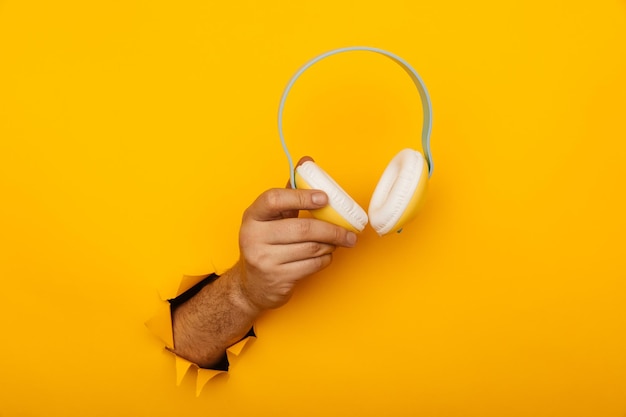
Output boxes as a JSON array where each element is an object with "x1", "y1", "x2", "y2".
[
  {"x1": 295, "y1": 161, "x2": 368, "y2": 233},
  {"x1": 368, "y1": 149, "x2": 428, "y2": 236}
]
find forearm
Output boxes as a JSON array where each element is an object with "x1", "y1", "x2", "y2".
[{"x1": 171, "y1": 261, "x2": 260, "y2": 368}]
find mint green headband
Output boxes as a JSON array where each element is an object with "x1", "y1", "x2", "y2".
[{"x1": 278, "y1": 46, "x2": 434, "y2": 189}]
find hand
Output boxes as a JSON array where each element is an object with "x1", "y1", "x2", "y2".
[
  {"x1": 237, "y1": 160, "x2": 357, "y2": 310},
  {"x1": 172, "y1": 157, "x2": 357, "y2": 368}
]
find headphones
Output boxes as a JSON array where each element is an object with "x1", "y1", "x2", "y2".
[{"x1": 278, "y1": 46, "x2": 433, "y2": 236}]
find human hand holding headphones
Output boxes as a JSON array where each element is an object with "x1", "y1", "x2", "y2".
[
  {"x1": 170, "y1": 47, "x2": 433, "y2": 367},
  {"x1": 279, "y1": 46, "x2": 434, "y2": 236}
]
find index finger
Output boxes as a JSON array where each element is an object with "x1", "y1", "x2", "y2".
[{"x1": 267, "y1": 217, "x2": 358, "y2": 248}]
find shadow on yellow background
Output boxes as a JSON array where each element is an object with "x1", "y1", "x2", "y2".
[{"x1": 1, "y1": 1, "x2": 625, "y2": 416}]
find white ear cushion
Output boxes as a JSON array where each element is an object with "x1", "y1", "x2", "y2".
[
  {"x1": 368, "y1": 149, "x2": 425, "y2": 235},
  {"x1": 296, "y1": 161, "x2": 368, "y2": 232}
]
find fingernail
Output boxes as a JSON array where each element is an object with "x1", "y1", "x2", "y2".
[
  {"x1": 346, "y1": 232, "x2": 357, "y2": 247},
  {"x1": 312, "y1": 192, "x2": 327, "y2": 206}
]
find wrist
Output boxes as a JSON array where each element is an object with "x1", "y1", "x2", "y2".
[{"x1": 228, "y1": 259, "x2": 265, "y2": 316}]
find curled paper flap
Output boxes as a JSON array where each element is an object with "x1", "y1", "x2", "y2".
[
  {"x1": 175, "y1": 355, "x2": 194, "y2": 386},
  {"x1": 227, "y1": 336, "x2": 252, "y2": 356},
  {"x1": 145, "y1": 298, "x2": 174, "y2": 348},
  {"x1": 158, "y1": 273, "x2": 213, "y2": 301},
  {"x1": 196, "y1": 369, "x2": 225, "y2": 397},
  {"x1": 173, "y1": 350, "x2": 226, "y2": 395},
  {"x1": 226, "y1": 335, "x2": 256, "y2": 363},
  {"x1": 211, "y1": 258, "x2": 233, "y2": 277}
]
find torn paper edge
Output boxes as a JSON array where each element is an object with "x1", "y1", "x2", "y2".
[{"x1": 145, "y1": 260, "x2": 255, "y2": 396}]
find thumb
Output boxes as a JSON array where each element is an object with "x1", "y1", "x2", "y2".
[{"x1": 247, "y1": 188, "x2": 328, "y2": 221}]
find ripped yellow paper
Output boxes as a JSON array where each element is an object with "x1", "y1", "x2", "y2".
[
  {"x1": 2, "y1": 0, "x2": 626, "y2": 415},
  {"x1": 146, "y1": 271, "x2": 255, "y2": 396}
]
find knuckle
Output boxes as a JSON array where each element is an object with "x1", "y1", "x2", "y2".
[
  {"x1": 275, "y1": 284, "x2": 293, "y2": 299},
  {"x1": 296, "y1": 219, "x2": 312, "y2": 237},
  {"x1": 312, "y1": 255, "x2": 324, "y2": 270},
  {"x1": 244, "y1": 246, "x2": 272, "y2": 271},
  {"x1": 297, "y1": 190, "x2": 309, "y2": 208},
  {"x1": 244, "y1": 249, "x2": 261, "y2": 268},
  {"x1": 318, "y1": 253, "x2": 333, "y2": 269},
  {"x1": 255, "y1": 252, "x2": 274, "y2": 273},
  {"x1": 333, "y1": 226, "x2": 343, "y2": 244},
  {"x1": 308, "y1": 241, "x2": 322, "y2": 255},
  {"x1": 242, "y1": 206, "x2": 252, "y2": 221},
  {"x1": 239, "y1": 233, "x2": 251, "y2": 250},
  {"x1": 262, "y1": 188, "x2": 282, "y2": 210},
  {"x1": 239, "y1": 223, "x2": 259, "y2": 249},
  {"x1": 310, "y1": 253, "x2": 327, "y2": 271}
]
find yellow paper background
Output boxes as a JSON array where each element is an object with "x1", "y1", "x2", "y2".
[{"x1": 1, "y1": 0, "x2": 625, "y2": 416}]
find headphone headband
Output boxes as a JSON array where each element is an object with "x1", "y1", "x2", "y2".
[{"x1": 278, "y1": 46, "x2": 434, "y2": 189}]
